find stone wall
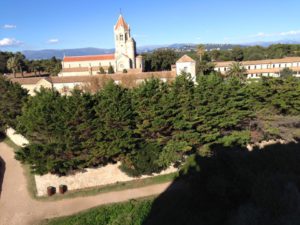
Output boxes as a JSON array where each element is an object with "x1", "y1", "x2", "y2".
[{"x1": 35, "y1": 163, "x2": 177, "y2": 196}]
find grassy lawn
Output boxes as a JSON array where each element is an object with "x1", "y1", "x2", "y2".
[
  {"x1": 41, "y1": 197, "x2": 154, "y2": 225},
  {"x1": 3, "y1": 137, "x2": 177, "y2": 201}
]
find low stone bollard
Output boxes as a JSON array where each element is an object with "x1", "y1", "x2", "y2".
[
  {"x1": 47, "y1": 186, "x2": 56, "y2": 196},
  {"x1": 59, "y1": 184, "x2": 68, "y2": 194}
]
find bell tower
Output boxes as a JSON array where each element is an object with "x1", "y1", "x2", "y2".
[{"x1": 114, "y1": 14, "x2": 136, "y2": 70}]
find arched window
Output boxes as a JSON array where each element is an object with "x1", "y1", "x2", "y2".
[{"x1": 120, "y1": 34, "x2": 124, "y2": 41}]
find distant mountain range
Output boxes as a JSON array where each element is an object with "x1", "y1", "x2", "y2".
[
  {"x1": 22, "y1": 44, "x2": 242, "y2": 60},
  {"x1": 22, "y1": 40, "x2": 300, "y2": 60}
]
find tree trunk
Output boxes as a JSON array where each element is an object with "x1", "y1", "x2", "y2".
[{"x1": 20, "y1": 67, "x2": 24, "y2": 78}]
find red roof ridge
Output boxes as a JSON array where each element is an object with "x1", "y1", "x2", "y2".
[
  {"x1": 63, "y1": 54, "x2": 115, "y2": 62},
  {"x1": 177, "y1": 54, "x2": 195, "y2": 63}
]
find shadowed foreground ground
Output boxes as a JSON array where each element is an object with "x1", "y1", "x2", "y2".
[{"x1": 143, "y1": 141, "x2": 300, "y2": 225}]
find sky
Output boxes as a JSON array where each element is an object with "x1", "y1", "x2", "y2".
[{"x1": 1, "y1": 0, "x2": 300, "y2": 51}]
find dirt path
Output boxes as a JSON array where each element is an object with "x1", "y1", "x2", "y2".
[{"x1": 0, "y1": 142, "x2": 171, "y2": 225}]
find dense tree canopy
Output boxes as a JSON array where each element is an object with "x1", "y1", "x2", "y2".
[
  {"x1": 143, "y1": 49, "x2": 179, "y2": 72},
  {"x1": 0, "y1": 77, "x2": 28, "y2": 134},
  {"x1": 12, "y1": 73, "x2": 300, "y2": 176},
  {"x1": 204, "y1": 44, "x2": 300, "y2": 62}
]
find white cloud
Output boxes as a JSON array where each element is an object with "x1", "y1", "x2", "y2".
[
  {"x1": 279, "y1": 30, "x2": 300, "y2": 36},
  {"x1": 48, "y1": 38, "x2": 59, "y2": 44},
  {"x1": 3, "y1": 24, "x2": 16, "y2": 29},
  {"x1": 0, "y1": 38, "x2": 21, "y2": 47}
]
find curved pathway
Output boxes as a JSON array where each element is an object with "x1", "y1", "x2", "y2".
[{"x1": 0, "y1": 142, "x2": 171, "y2": 225}]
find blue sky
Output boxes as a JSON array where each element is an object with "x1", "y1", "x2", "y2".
[{"x1": 1, "y1": 0, "x2": 300, "y2": 51}]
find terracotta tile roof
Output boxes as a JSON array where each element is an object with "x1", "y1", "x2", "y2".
[
  {"x1": 115, "y1": 15, "x2": 129, "y2": 31},
  {"x1": 10, "y1": 77, "x2": 48, "y2": 85},
  {"x1": 176, "y1": 55, "x2": 195, "y2": 63},
  {"x1": 215, "y1": 57, "x2": 300, "y2": 67},
  {"x1": 63, "y1": 54, "x2": 115, "y2": 62}
]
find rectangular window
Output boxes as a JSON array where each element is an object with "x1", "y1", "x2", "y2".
[{"x1": 120, "y1": 35, "x2": 123, "y2": 41}]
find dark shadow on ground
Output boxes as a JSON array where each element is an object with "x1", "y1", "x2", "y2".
[
  {"x1": 0, "y1": 157, "x2": 6, "y2": 198},
  {"x1": 143, "y1": 141, "x2": 300, "y2": 225},
  {"x1": 0, "y1": 132, "x2": 5, "y2": 142}
]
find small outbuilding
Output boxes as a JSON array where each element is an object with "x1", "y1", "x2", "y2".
[{"x1": 176, "y1": 55, "x2": 196, "y2": 81}]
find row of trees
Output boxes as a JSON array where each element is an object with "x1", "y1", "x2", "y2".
[
  {"x1": 0, "y1": 77, "x2": 28, "y2": 134},
  {"x1": 141, "y1": 44, "x2": 300, "y2": 74},
  {"x1": 203, "y1": 44, "x2": 300, "y2": 62},
  {"x1": 0, "y1": 51, "x2": 62, "y2": 77},
  {"x1": 10, "y1": 73, "x2": 300, "y2": 176}
]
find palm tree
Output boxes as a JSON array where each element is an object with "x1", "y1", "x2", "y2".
[
  {"x1": 226, "y1": 62, "x2": 247, "y2": 80},
  {"x1": 196, "y1": 44, "x2": 206, "y2": 62},
  {"x1": 7, "y1": 56, "x2": 20, "y2": 78},
  {"x1": 15, "y1": 52, "x2": 25, "y2": 77}
]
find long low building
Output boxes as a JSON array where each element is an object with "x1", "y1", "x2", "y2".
[
  {"x1": 11, "y1": 71, "x2": 177, "y2": 95},
  {"x1": 214, "y1": 57, "x2": 300, "y2": 79},
  {"x1": 10, "y1": 54, "x2": 196, "y2": 96}
]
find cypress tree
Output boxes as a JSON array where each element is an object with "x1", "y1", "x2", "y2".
[{"x1": 93, "y1": 80, "x2": 137, "y2": 163}]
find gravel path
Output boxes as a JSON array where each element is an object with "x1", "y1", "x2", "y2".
[{"x1": 0, "y1": 142, "x2": 171, "y2": 225}]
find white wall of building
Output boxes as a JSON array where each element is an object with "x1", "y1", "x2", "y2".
[
  {"x1": 215, "y1": 60, "x2": 300, "y2": 78},
  {"x1": 62, "y1": 60, "x2": 115, "y2": 69},
  {"x1": 176, "y1": 61, "x2": 196, "y2": 80}
]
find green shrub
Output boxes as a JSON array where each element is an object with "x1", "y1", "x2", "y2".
[{"x1": 120, "y1": 142, "x2": 163, "y2": 177}]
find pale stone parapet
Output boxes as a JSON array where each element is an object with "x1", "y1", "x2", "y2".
[{"x1": 5, "y1": 127, "x2": 29, "y2": 147}]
